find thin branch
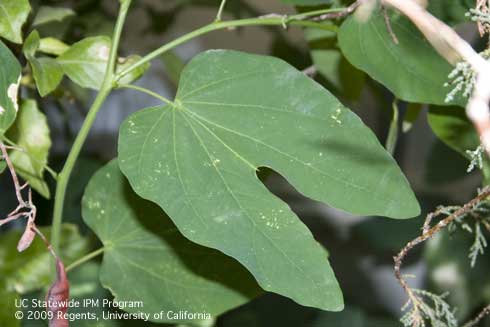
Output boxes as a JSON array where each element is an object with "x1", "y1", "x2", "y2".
[
  {"x1": 216, "y1": 0, "x2": 227, "y2": 22},
  {"x1": 394, "y1": 187, "x2": 490, "y2": 327},
  {"x1": 463, "y1": 304, "x2": 490, "y2": 327},
  {"x1": 1, "y1": 142, "x2": 26, "y2": 205},
  {"x1": 311, "y1": 0, "x2": 363, "y2": 21}
]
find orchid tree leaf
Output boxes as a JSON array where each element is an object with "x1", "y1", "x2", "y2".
[
  {"x1": 7, "y1": 100, "x2": 52, "y2": 198},
  {"x1": 338, "y1": 6, "x2": 464, "y2": 106},
  {"x1": 118, "y1": 50, "x2": 420, "y2": 311},
  {"x1": 82, "y1": 160, "x2": 261, "y2": 323},
  {"x1": 0, "y1": 41, "x2": 21, "y2": 136},
  {"x1": 0, "y1": 0, "x2": 30, "y2": 44}
]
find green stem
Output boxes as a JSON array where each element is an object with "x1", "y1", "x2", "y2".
[
  {"x1": 51, "y1": 1, "x2": 132, "y2": 255},
  {"x1": 66, "y1": 248, "x2": 105, "y2": 273},
  {"x1": 386, "y1": 99, "x2": 399, "y2": 155},
  {"x1": 118, "y1": 84, "x2": 174, "y2": 106},
  {"x1": 1, "y1": 136, "x2": 58, "y2": 180},
  {"x1": 116, "y1": 8, "x2": 341, "y2": 81},
  {"x1": 216, "y1": 0, "x2": 227, "y2": 22}
]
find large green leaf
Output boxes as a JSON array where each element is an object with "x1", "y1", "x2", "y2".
[
  {"x1": 82, "y1": 160, "x2": 261, "y2": 323},
  {"x1": 23, "y1": 31, "x2": 64, "y2": 96},
  {"x1": 57, "y1": 36, "x2": 111, "y2": 90},
  {"x1": 338, "y1": 6, "x2": 462, "y2": 106},
  {"x1": 0, "y1": 40, "x2": 21, "y2": 136},
  {"x1": 118, "y1": 50, "x2": 420, "y2": 310},
  {"x1": 7, "y1": 100, "x2": 52, "y2": 198},
  {"x1": 0, "y1": 0, "x2": 30, "y2": 43}
]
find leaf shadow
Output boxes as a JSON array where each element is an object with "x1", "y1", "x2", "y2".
[{"x1": 121, "y1": 180, "x2": 262, "y2": 301}]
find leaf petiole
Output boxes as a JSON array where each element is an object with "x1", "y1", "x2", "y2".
[{"x1": 117, "y1": 84, "x2": 174, "y2": 106}]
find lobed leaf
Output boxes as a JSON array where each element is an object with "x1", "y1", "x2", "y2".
[
  {"x1": 82, "y1": 160, "x2": 261, "y2": 323},
  {"x1": 118, "y1": 50, "x2": 420, "y2": 310}
]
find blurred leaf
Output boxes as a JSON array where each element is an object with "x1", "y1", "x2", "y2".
[
  {"x1": 425, "y1": 229, "x2": 490, "y2": 319},
  {"x1": 0, "y1": 289, "x2": 19, "y2": 327},
  {"x1": 119, "y1": 50, "x2": 420, "y2": 311},
  {"x1": 306, "y1": 28, "x2": 365, "y2": 100},
  {"x1": 0, "y1": 40, "x2": 21, "y2": 136},
  {"x1": 402, "y1": 103, "x2": 422, "y2": 133},
  {"x1": 117, "y1": 55, "x2": 150, "y2": 85},
  {"x1": 82, "y1": 160, "x2": 261, "y2": 323},
  {"x1": 32, "y1": 6, "x2": 75, "y2": 27},
  {"x1": 428, "y1": 0, "x2": 473, "y2": 25},
  {"x1": 57, "y1": 36, "x2": 111, "y2": 90},
  {"x1": 0, "y1": 161, "x2": 6, "y2": 174},
  {"x1": 23, "y1": 31, "x2": 64, "y2": 96},
  {"x1": 338, "y1": 6, "x2": 463, "y2": 106},
  {"x1": 0, "y1": 224, "x2": 88, "y2": 295},
  {"x1": 7, "y1": 100, "x2": 52, "y2": 198},
  {"x1": 0, "y1": 0, "x2": 30, "y2": 43},
  {"x1": 428, "y1": 106, "x2": 479, "y2": 158},
  {"x1": 280, "y1": 0, "x2": 331, "y2": 4},
  {"x1": 38, "y1": 37, "x2": 69, "y2": 56},
  {"x1": 161, "y1": 51, "x2": 186, "y2": 86},
  {"x1": 424, "y1": 138, "x2": 471, "y2": 186}
]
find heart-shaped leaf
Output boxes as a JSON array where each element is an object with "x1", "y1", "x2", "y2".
[
  {"x1": 82, "y1": 160, "x2": 261, "y2": 323},
  {"x1": 0, "y1": 0, "x2": 30, "y2": 44},
  {"x1": 0, "y1": 40, "x2": 21, "y2": 136},
  {"x1": 338, "y1": 7, "x2": 463, "y2": 106},
  {"x1": 118, "y1": 50, "x2": 420, "y2": 310}
]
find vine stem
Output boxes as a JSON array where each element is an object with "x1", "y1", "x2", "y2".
[
  {"x1": 66, "y1": 247, "x2": 105, "y2": 273},
  {"x1": 117, "y1": 84, "x2": 174, "y2": 106},
  {"x1": 50, "y1": 1, "x2": 132, "y2": 256},
  {"x1": 215, "y1": 0, "x2": 227, "y2": 22},
  {"x1": 115, "y1": 8, "x2": 344, "y2": 81}
]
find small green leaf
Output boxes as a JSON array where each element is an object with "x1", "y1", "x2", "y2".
[
  {"x1": 428, "y1": 106, "x2": 479, "y2": 158},
  {"x1": 30, "y1": 58, "x2": 64, "y2": 96},
  {"x1": 116, "y1": 55, "x2": 150, "y2": 85},
  {"x1": 39, "y1": 37, "x2": 69, "y2": 56},
  {"x1": 57, "y1": 36, "x2": 111, "y2": 90},
  {"x1": 0, "y1": 41, "x2": 21, "y2": 136},
  {"x1": 23, "y1": 31, "x2": 64, "y2": 96},
  {"x1": 82, "y1": 160, "x2": 261, "y2": 323},
  {"x1": 119, "y1": 50, "x2": 420, "y2": 311},
  {"x1": 7, "y1": 100, "x2": 52, "y2": 198},
  {"x1": 338, "y1": 7, "x2": 463, "y2": 106},
  {"x1": 32, "y1": 6, "x2": 75, "y2": 27},
  {"x1": 58, "y1": 37, "x2": 149, "y2": 89},
  {"x1": 0, "y1": 0, "x2": 30, "y2": 43}
]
